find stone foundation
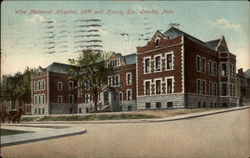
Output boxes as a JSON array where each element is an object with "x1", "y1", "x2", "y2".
[
  {"x1": 137, "y1": 94, "x2": 185, "y2": 110},
  {"x1": 120, "y1": 100, "x2": 137, "y2": 111}
]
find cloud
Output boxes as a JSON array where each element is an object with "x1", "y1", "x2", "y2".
[
  {"x1": 24, "y1": 15, "x2": 45, "y2": 24},
  {"x1": 209, "y1": 18, "x2": 240, "y2": 30}
]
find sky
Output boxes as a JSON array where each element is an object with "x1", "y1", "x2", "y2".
[{"x1": 1, "y1": 1, "x2": 249, "y2": 75}]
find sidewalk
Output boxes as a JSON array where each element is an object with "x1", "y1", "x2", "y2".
[
  {"x1": 1, "y1": 125, "x2": 86, "y2": 147},
  {"x1": 21, "y1": 105, "x2": 250, "y2": 124}
]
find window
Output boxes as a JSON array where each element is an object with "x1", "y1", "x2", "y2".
[
  {"x1": 42, "y1": 108, "x2": 45, "y2": 114},
  {"x1": 221, "y1": 63, "x2": 227, "y2": 76},
  {"x1": 57, "y1": 96, "x2": 63, "y2": 103},
  {"x1": 155, "y1": 80, "x2": 161, "y2": 94},
  {"x1": 156, "y1": 102, "x2": 161, "y2": 108},
  {"x1": 213, "y1": 62, "x2": 217, "y2": 75},
  {"x1": 155, "y1": 56, "x2": 161, "y2": 71},
  {"x1": 197, "y1": 79, "x2": 201, "y2": 94},
  {"x1": 79, "y1": 108, "x2": 82, "y2": 113},
  {"x1": 68, "y1": 81, "x2": 74, "y2": 90},
  {"x1": 213, "y1": 83, "x2": 217, "y2": 96},
  {"x1": 115, "y1": 75, "x2": 119, "y2": 86},
  {"x1": 146, "y1": 103, "x2": 151, "y2": 109},
  {"x1": 57, "y1": 82, "x2": 63, "y2": 91},
  {"x1": 209, "y1": 82, "x2": 213, "y2": 95},
  {"x1": 108, "y1": 76, "x2": 112, "y2": 86},
  {"x1": 201, "y1": 80, "x2": 206, "y2": 94},
  {"x1": 38, "y1": 95, "x2": 41, "y2": 104},
  {"x1": 126, "y1": 73, "x2": 132, "y2": 85},
  {"x1": 201, "y1": 58, "x2": 206, "y2": 73},
  {"x1": 69, "y1": 95, "x2": 74, "y2": 104},
  {"x1": 208, "y1": 60, "x2": 212, "y2": 74},
  {"x1": 198, "y1": 102, "x2": 201, "y2": 108},
  {"x1": 144, "y1": 58, "x2": 150, "y2": 73},
  {"x1": 119, "y1": 92, "x2": 123, "y2": 101},
  {"x1": 222, "y1": 83, "x2": 227, "y2": 96},
  {"x1": 38, "y1": 108, "x2": 41, "y2": 114},
  {"x1": 167, "y1": 102, "x2": 173, "y2": 108},
  {"x1": 230, "y1": 84, "x2": 233, "y2": 96},
  {"x1": 155, "y1": 39, "x2": 160, "y2": 47},
  {"x1": 166, "y1": 53, "x2": 173, "y2": 70},
  {"x1": 128, "y1": 106, "x2": 132, "y2": 111},
  {"x1": 34, "y1": 82, "x2": 37, "y2": 91},
  {"x1": 42, "y1": 80, "x2": 45, "y2": 90},
  {"x1": 35, "y1": 108, "x2": 37, "y2": 114},
  {"x1": 85, "y1": 94, "x2": 91, "y2": 103},
  {"x1": 196, "y1": 56, "x2": 201, "y2": 72},
  {"x1": 233, "y1": 85, "x2": 235, "y2": 96},
  {"x1": 167, "y1": 78, "x2": 173, "y2": 94},
  {"x1": 127, "y1": 89, "x2": 132, "y2": 100},
  {"x1": 38, "y1": 81, "x2": 41, "y2": 90},
  {"x1": 42, "y1": 94, "x2": 45, "y2": 104},
  {"x1": 145, "y1": 81, "x2": 151, "y2": 95}
]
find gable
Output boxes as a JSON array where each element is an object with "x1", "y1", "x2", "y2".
[{"x1": 217, "y1": 36, "x2": 229, "y2": 51}]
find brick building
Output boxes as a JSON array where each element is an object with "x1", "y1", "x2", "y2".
[
  {"x1": 31, "y1": 27, "x2": 239, "y2": 115},
  {"x1": 237, "y1": 68, "x2": 250, "y2": 103}
]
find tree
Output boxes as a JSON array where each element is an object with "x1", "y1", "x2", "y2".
[
  {"x1": 1, "y1": 67, "x2": 37, "y2": 109},
  {"x1": 68, "y1": 49, "x2": 115, "y2": 111}
]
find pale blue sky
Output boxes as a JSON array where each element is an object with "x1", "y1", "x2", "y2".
[{"x1": 1, "y1": 1, "x2": 249, "y2": 75}]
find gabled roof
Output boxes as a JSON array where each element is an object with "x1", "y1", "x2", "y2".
[
  {"x1": 45, "y1": 62, "x2": 72, "y2": 74},
  {"x1": 205, "y1": 39, "x2": 220, "y2": 50},
  {"x1": 122, "y1": 53, "x2": 136, "y2": 65},
  {"x1": 244, "y1": 69, "x2": 250, "y2": 79},
  {"x1": 162, "y1": 27, "x2": 221, "y2": 51}
]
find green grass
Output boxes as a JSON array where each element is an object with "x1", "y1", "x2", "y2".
[
  {"x1": 0, "y1": 129, "x2": 33, "y2": 136},
  {"x1": 21, "y1": 116, "x2": 40, "y2": 122},
  {"x1": 38, "y1": 114, "x2": 159, "y2": 121}
]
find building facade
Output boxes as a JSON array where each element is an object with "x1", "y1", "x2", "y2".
[{"x1": 31, "y1": 27, "x2": 239, "y2": 115}]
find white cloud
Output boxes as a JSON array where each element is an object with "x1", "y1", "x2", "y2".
[
  {"x1": 209, "y1": 18, "x2": 240, "y2": 30},
  {"x1": 24, "y1": 15, "x2": 45, "y2": 24}
]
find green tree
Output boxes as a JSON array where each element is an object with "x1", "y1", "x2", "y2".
[
  {"x1": 1, "y1": 67, "x2": 37, "y2": 109},
  {"x1": 68, "y1": 49, "x2": 115, "y2": 111}
]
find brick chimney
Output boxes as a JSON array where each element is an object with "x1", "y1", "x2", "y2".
[{"x1": 238, "y1": 68, "x2": 243, "y2": 74}]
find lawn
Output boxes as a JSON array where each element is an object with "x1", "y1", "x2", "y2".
[{"x1": 20, "y1": 108, "x2": 215, "y2": 122}]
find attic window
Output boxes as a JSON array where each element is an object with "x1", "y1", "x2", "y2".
[{"x1": 155, "y1": 39, "x2": 160, "y2": 47}]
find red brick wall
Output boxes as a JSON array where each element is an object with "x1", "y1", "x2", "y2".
[
  {"x1": 137, "y1": 36, "x2": 183, "y2": 96},
  {"x1": 116, "y1": 64, "x2": 137, "y2": 100},
  {"x1": 49, "y1": 72, "x2": 77, "y2": 104},
  {"x1": 184, "y1": 37, "x2": 219, "y2": 94}
]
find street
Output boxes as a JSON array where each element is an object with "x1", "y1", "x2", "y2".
[{"x1": 1, "y1": 108, "x2": 250, "y2": 158}]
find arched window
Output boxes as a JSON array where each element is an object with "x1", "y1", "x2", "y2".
[{"x1": 155, "y1": 39, "x2": 160, "y2": 47}]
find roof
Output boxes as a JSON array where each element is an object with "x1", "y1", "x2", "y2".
[
  {"x1": 244, "y1": 69, "x2": 250, "y2": 79},
  {"x1": 45, "y1": 62, "x2": 72, "y2": 74},
  {"x1": 205, "y1": 39, "x2": 220, "y2": 50},
  {"x1": 162, "y1": 27, "x2": 219, "y2": 51},
  {"x1": 122, "y1": 53, "x2": 136, "y2": 65}
]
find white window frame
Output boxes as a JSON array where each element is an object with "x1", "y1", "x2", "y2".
[
  {"x1": 166, "y1": 77, "x2": 174, "y2": 94},
  {"x1": 42, "y1": 94, "x2": 45, "y2": 104},
  {"x1": 155, "y1": 78, "x2": 162, "y2": 95},
  {"x1": 144, "y1": 80, "x2": 151, "y2": 95},
  {"x1": 126, "y1": 89, "x2": 132, "y2": 101},
  {"x1": 143, "y1": 57, "x2": 151, "y2": 74},
  {"x1": 154, "y1": 55, "x2": 161, "y2": 72},
  {"x1": 57, "y1": 95, "x2": 63, "y2": 104},
  {"x1": 57, "y1": 82, "x2": 63, "y2": 91},
  {"x1": 126, "y1": 72, "x2": 132, "y2": 85},
  {"x1": 166, "y1": 51, "x2": 174, "y2": 71},
  {"x1": 201, "y1": 57, "x2": 206, "y2": 73},
  {"x1": 34, "y1": 95, "x2": 37, "y2": 104}
]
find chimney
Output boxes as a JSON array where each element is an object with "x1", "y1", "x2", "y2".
[{"x1": 238, "y1": 68, "x2": 243, "y2": 74}]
